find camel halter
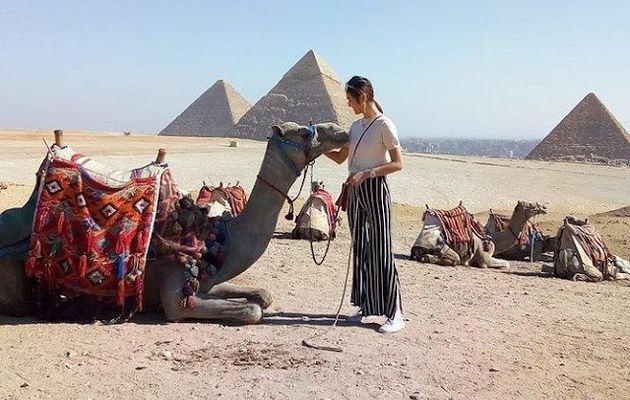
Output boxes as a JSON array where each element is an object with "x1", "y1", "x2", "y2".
[{"x1": 257, "y1": 125, "x2": 318, "y2": 220}]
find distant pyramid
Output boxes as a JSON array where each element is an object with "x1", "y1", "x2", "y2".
[
  {"x1": 159, "y1": 80, "x2": 251, "y2": 137},
  {"x1": 233, "y1": 50, "x2": 355, "y2": 139},
  {"x1": 526, "y1": 93, "x2": 630, "y2": 161}
]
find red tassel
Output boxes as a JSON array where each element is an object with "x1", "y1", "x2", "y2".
[
  {"x1": 86, "y1": 230, "x2": 95, "y2": 252},
  {"x1": 44, "y1": 261, "x2": 53, "y2": 291},
  {"x1": 79, "y1": 254, "x2": 87, "y2": 278},
  {"x1": 116, "y1": 279, "x2": 125, "y2": 306},
  {"x1": 135, "y1": 277, "x2": 144, "y2": 312},
  {"x1": 57, "y1": 212, "x2": 65, "y2": 234},
  {"x1": 32, "y1": 239, "x2": 41, "y2": 258},
  {"x1": 134, "y1": 231, "x2": 144, "y2": 253},
  {"x1": 25, "y1": 257, "x2": 36, "y2": 277},
  {"x1": 115, "y1": 234, "x2": 125, "y2": 254},
  {"x1": 115, "y1": 231, "x2": 133, "y2": 254}
]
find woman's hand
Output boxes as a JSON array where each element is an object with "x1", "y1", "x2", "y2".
[
  {"x1": 346, "y1": 169, "x2": 374, "y2": 186},
  {"x1": 323, "y1": 145, "x2": 349, "y2": 165}
]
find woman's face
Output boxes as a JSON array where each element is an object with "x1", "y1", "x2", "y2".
[{"x1": 346, "y1": 92, "x2": 363, "y2": 115}]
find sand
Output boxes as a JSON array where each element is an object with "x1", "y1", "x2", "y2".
[{"x1": 1, "y1": 130, "x2": 629, "y2": 400}]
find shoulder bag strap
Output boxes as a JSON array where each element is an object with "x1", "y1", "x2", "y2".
[{"x1": 349, "y1": 115, "x2": 382, "y2": 167}]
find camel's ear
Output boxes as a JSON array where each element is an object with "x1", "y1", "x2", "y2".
[{"x1": 271, "y1": 125, "x2": 284, "y2": 137}]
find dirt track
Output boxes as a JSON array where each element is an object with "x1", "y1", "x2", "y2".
[{"x1": 1, "y1": 130, "x2": 629, "y2": 400}]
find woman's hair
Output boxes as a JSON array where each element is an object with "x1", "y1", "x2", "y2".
[{"x1": 345, "y1": 75, "x2": 383, "y2": 113}]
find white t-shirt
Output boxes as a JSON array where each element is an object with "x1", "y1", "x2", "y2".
[{"x1": 348, "y1": 115, "x2": 401, "y2": 173}]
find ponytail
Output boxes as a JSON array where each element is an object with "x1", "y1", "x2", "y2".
[{"x1": 346, "y1": 76, "x2": 383, "y2": 112}]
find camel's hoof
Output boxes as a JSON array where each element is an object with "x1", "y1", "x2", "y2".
[
  {"x1": 420, "y1": 254, "x2": 439, "y2": 264},
  {"x1": 242, "y1": 304, "x2": 263, "y2": 324},
  {"x1": 254, "y1": 290, "x2": 273, "y2": 309}
]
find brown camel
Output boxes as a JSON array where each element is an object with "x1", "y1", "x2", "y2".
[
  {"x1": 484, "y1": 201, "x2": 549, "y2": 260},
  {"x1": 0, "y1": 122, "x2": 349, "y2": 323}
]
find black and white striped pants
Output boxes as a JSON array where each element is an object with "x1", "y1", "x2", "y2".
[{"x1": 347, "y1": 176, "x2": 402, "y2": 318}]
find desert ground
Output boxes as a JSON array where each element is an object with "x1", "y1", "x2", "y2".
[{"x1": 0, "y1": 129, "x2": 629, "y2": 400}]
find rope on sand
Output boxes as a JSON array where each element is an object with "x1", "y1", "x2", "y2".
[
  {"x1": 301, "y1": 228, "x2": 354, "y2": 353},
  {"x1": 302, "y1": 244, "x2": 352, "y2": 353}
]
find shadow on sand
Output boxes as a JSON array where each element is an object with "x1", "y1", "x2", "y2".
[{"x1": 262, "y1": 311, "x2": 380, "y2": 331}]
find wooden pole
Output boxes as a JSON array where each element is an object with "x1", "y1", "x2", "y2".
[
  {"x1": 155, "y1": 148, "x2": 166, "y2": 164},
  {"x1": 54, "y1": 130, "x2": 63, "y2": 146}
]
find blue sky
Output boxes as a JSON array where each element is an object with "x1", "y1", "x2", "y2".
[{"x1": 1, "y1": 0, "x2": 628, "y2": 138}]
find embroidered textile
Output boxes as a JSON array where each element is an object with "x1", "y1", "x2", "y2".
[
  {"x1": 25, "y1": 158, "x2": 162, "y2": 310},
  {"x1": 424, "y1": 205, "x2": 485, "y2": 244}
]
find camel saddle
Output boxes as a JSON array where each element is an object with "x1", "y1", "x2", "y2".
[
  {"x1": 424, "y1": 204, "x2": 486, "y2": 244},
  {"x1": 488, "y1": 212, "x2": 538, "y2": 247},
  {"x1": 554, "y1": 218, "x2": 615, "y2": 280},
  {"x1": 196, "y1": 183, "x2": 248, "y2": 216},
  {"x1": 25, "y1": 157, "x2": 166, "y2": 312}
]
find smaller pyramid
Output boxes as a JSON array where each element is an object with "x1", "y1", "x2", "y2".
[
  {"x1": 233, "y1": 50, "x2": 355, "y2": 140},
  {"x1": 526, "y1": 93, "x2": 630, "y2": 161},
  {"x1": 159, "y1": 80, "x2": 251, "y2": 137}
]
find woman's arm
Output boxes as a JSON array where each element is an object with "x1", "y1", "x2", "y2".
[
  {"x1": 324, "y1": 144, "x2": 350, "y2": 164},
  {"x1": 347, "y1": 147, "x2": 403, "y2": 186}
]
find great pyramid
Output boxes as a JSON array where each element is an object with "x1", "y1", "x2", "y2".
[
  {"x1": 526, "y1": 93, "x2": 630, "y2": 161},
  {"x1": 233, "y1": 50, "x2": 355, "y2": 140},
  {"x1": 159, "y1": 80, "x2": 251, "y2": 137}
]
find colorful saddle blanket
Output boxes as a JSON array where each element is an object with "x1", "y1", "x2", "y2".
[
  {"x1": 423, "y1": 205, "x2": 486, "y2": 244},
  {"x1": 25, "y1": 156, "x2": 165, "y2": 310},
  {"x1": 560, "y1": 222, "x2": 613, "y2": 268}
]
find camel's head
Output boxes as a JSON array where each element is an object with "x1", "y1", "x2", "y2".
[
  {"x1": 516, "y1": 201, "x2": 547, "y2": 218},
  {"x1": 269, "y1": 122, "x2": 349, "y2": 175}
]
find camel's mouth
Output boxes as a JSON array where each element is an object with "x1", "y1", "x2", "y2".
[
  {"x1": 533, "y1": 204, "x2": 548, "y2": 215},
  {"x1": 329, "y1": 128, "x2": 349, "y2": 147}
]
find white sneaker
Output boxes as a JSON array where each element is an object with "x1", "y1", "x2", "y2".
[
  {"x1": 378, "y1": 314, "x2": 405, "y2": 333},
  {"x1": 346, "y1": 309, "x2": 364, "y2": 323}
]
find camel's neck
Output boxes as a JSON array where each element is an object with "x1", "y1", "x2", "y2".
[
  {"x1": 210, "y1": 147, "x2": 300, "y2": 285},
  {"x1": 493, "y1": 206, "x2": 530, "y2": 254}
]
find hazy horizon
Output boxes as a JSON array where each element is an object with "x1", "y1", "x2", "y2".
[{"x1": 1, "y1": 1, "x2": 628, "y2": 139}]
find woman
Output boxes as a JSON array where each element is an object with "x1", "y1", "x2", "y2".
[{"x1": 325, "y1": 75, "x2": 405, "y2": 333}]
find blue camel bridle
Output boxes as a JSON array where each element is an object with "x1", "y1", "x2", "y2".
[{"x1": 256, "y1": 123, "x2": 318, "y2": 220}]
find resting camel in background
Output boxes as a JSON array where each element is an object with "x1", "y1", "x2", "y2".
[
  {"x1": 411, "y1": 201, "x2": 547, "y2": 269},
  {"x1": 0, "y1": 122, "x2": 349, "y2": 324}
]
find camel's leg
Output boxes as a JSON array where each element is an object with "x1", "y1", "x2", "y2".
[
  {"x1": 416, "y1": 245, "x2": 461, "y2": 266},
  {"x1": 475, "y1": 252, "x2": 510, "y2": 269},
  {"x1": 207, "y1": 282, "x2": 273, "y2": 309},
  {"x1": 573, "y1": 273, "x2": 601, "y2": 282},
  {"x1": 161, "y1": 291, "x2": 262, "y2": 324},
  {"x1": 156, "y1": 259, "x2": 262, "y2": 324},
  {"x1": 418, "y1": 253, "x2": 459, "y2": 266},
  {"x1": 573, "y1": 264, "x2": 603, "y2": 282},
  {"x1": 468, "y1": 235, "x2": 507, "y2": 269},
  {"x1": 471, "y1": 238, "x2": 510, "y2": 269},
  {"x1": 153, "y1": 259, "x2": 262, "y2": 324}
]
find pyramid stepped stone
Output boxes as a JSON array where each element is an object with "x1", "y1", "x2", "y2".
[
  {"x1": 233, "y1": 50, "x2": 355, "y2": 140},
  {"x1": 159, "y1": 80, "x2": 251, "y2": 137},
  {"x1": 526, "y1": 93, "x2": 630, "y2": 162}
]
